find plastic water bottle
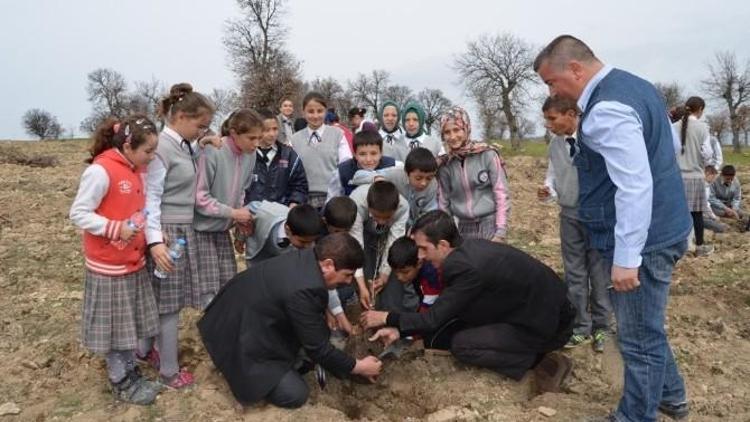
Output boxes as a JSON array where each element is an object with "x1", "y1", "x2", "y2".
[
  {"x1": 112, "y1": 210, "x2": 149, "y2": 250},
  {"x1": 153, "y1": 237, "x2": 186, "y2": 279}
]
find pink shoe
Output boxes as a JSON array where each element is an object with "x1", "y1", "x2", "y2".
[
  {"x1": 136, "y1": 348, "x2": 160, "y2": 370},
  {"x1": 161, "y1": 368, "x2": 194, "y2": 389}
]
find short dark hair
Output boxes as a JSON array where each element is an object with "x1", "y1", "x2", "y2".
[
  {"x1": 286, "y1": 204, "x2": 324, "y2": 237},
  {"x1": 258, "y1": 109, "x2": 277, "y2": 120},
  {"x1": 302, "y1": 92, "x2": 327, "y2": 109},
  {"x1": 721, "y1": 165, "x2": 736, "y2": 176},
  {"x1": 387, "y1": 237, "x2": 419, "y2": 269},
  {"x1": 534, "y1": 35, "x2": 598, "y2": 72},
  {"x1": 412, "y1": 210, "x2": 462, "y2": 247},
  {"x1": 293, "y1": 117, "x2": 308, "y2": 132},
  {"x1": 323, "y1": 196, "x2": 358, "y2": 230},
  {"x1": 353, "y1": 129, "x2": 383, "y2": 152},
  {"x1": 366, "y1": 181, "x2": 400, "y2": 213},
  {"x1": 348, "y1": 107, "x2": 366, "y2": 119},
  {"x1": 314, "y1": 232, "x2": 364, "y2": 271},
  {"x1": 542, "y1": 96, "x2": 579, "y2": 114},
  {"x1": 404, "y1": 147, "x2": 438, "y2": 174}
]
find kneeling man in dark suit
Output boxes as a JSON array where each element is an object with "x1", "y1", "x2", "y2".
[{"x1": 199, "y1": 232, "x2": 382, "y2": 408}]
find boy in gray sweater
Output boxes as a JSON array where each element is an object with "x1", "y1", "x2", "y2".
[
  {"x1": 538, "y1": 96, "x2": 611, "y2": 352},
  {"x1": 709, "y1": 165, "x2": 749, "y2": 231}
]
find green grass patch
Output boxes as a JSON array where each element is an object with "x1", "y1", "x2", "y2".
[
  {"x1": 490, "y1": 138, "x2": 548, "y2": 158},
  {"x1": 723, "y1": 148, "x2": 750, "y2": 168}
]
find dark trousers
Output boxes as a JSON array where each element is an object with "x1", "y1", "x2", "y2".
[
  {"x1": 265, "y1": 370, "x2": 309, "y2": 409},
  {"x1": 447, "y1": 303, "x2": 575, "y2": 380}
]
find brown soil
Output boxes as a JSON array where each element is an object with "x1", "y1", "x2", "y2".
[{"x1": 1, "y1": 141, "x2": 748, "y2": 421}]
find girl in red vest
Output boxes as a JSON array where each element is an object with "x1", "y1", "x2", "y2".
[{"x1": 69, "y1": 115, "x2": 163, "y2": 405}]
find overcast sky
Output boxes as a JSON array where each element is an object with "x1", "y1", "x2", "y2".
[{"x1": 1, "y1": 0, "x2": 748, "y2": 140}]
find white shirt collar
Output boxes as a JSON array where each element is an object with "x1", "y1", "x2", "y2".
[{"x1": 577, "y1": 65, "x2": 613, "y2": 114}]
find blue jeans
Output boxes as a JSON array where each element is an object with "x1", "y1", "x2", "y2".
[{"x1": 606, "y1": 241, "x2": 687, "y2": 422}]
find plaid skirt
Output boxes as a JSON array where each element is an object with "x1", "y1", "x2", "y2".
[
  {"x1": 81, "y1": 268, "x2": 159, "y2": 355},
  {"x1": 458, "y1": 214, "x2": 497, "y2": 240},
  {"x1": 148, "y1": 223, "x2": 202, "y2": 314},
  {"x1": 194, "y1": 230, "x2": 237, "y2": 296},
  {"x1": 682, "y1": 177, "x2": 707, "y2": 212}
]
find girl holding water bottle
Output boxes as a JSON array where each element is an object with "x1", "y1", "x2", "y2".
[
  {"x1": 141, "y1": 83, "x2": 216, "y2": 389},
  {"x1": 69, "y1": 115, "x2": 164, "y2": 405}
]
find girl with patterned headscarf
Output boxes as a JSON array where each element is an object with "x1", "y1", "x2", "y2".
[
  {"x1": 437, "y1": 106, "x2": 510, "y2": 241},
  {"x1": 402, "y1": 101, "x2": 444, "y2": 157},
  {"x1": 378, "y1": 100, "x2": 408, "y2": 162}
]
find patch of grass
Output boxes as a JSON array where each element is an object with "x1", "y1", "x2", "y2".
[
  {"x1": 723, "y1": 147, "x2": 750, "y2": 168},
  {"x1": 490, "y1": 139, "x2": 548, "y2": 158}
]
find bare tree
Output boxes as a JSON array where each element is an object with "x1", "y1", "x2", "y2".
[
  {"x1": 470, "y1": 82, "x2": 505, "y2": 141},
  {"x1": 309, "y1": 77, "x2": 356, "y2": 120},
  {"x1": 209, "y1": 88, "x2": 240, "y2": 128},
  {"x1": 706, "y1": 111, "x2": 730, "y2": 141},
  {"x1": 417, "y1": 88, "x2": 453, "y2": 135},
  {"x1": 516, "y1": 115, "x2": 536, "y2": 140},
  {"x1": 79, "y1": 68, "x2": 129, "y2": 133},
  {"x1": 653, "y1": 81, "x2": 684, "y2": 110},
  {"x1": 224, "y1": 0, "x2": 302, "y2": 109},
  {"x1": 702, "y1": 51, "x2": 750, "y2": 152},
  {"x1": 737, "y1": 105, "x2": 750, "y2": 146},
  {"x1": 348, "y1": 70, "x2": 391, "y2": 116},
  {"x1": 383, "y1": 85, "x2": 414, "y2": 111},
  {"x1": 455, "y1": 33, "x2": 537, "y2": 149},
  {"x1": 22, "y1": 109, "x2": 63, "y2": 140},
  {"x1": 129, "y1": 77, "x2": 164, "y2": 123}
]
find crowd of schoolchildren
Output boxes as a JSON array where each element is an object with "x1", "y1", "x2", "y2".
[{"x1": 69, "y1": 81, "x2": 746, "y2": 406}]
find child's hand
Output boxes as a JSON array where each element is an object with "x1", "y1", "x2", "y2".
[
  {"x1": 325, "y1": 309, "x2": 338, "y2": 330},
  {"x1": 359, "y1": 310, "x2": 388, "y2": 329},
  {"x1": 236, "y1": 221, "x2": 255, "y2": 237},
  {"x1": 335, "y1": 313, "x2": 355, "y2": 336},
  {"x1": 491, "y1": 235, "x2": 505, "y2": 243},
  {"x1": 150, "y1": 243, "x2": 175, "y2": 274},
  {"x1": 199, "y1": 135, "x2": 223, "y2": 149},
  {"x1": 231, "y1": 208, "x2": 253, "y2": 224},
  {"x1": 373, "y1": 274, "x2": 388, "y2": 295},
  {"x1": 288, "y1": 202, "x2": 298, "y2": 209},
  {"x1": 233, "y1": 239, "x2": 245, "y2": 254},
  {"x1": 357, "y1": 277, "x2": 373, "y2": 310},
  {"x1": 119, "y1": 222, "x2": 137, "y2": 241}
]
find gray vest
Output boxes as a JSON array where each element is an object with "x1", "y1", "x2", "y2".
[
  {"x1": 380, "y1": 128, "x2": 409, "y2": 162},
  {"x1": 673, "y1": 117, "x2": 708, "y2": 179},
  {"x1": 291, "y1": 125, "x2": 342, "y2": 194},
  {"x1": 156, "y1": 130, "x2": 197, "y2": 224},
  {"x1": 548, "y1": 135, "x2": 580, "y2": 216}
]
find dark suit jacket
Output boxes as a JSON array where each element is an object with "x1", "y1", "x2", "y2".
[
  {"x1": 198, "y1": 248, "x2": 355, "y2": 404},
  {"x1": 389, "y1": 239, "x2": 569, "y2": 347}
]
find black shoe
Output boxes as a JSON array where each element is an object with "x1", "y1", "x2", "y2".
[{"x1": 659, "y1": 401, "x2": 689, "y2": 420}]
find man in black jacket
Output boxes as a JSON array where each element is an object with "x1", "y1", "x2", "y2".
[
  {"x1": 199, "y1": 233, "x2": 382, "y2": 408},
  {"x1": 362, "y1": 210, "x2": 574, "y2": 385}
]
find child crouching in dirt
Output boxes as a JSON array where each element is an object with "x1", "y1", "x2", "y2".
[{"x1": 69, "y1": 115, "x2": 163, "y2": 405}]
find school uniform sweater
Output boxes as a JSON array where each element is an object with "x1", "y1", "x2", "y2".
[
  {"x1": 291, "y1": 125, "x2": 351, "y2": 195},
  {"x1": 349, "y1": 166, "x2": 438, "y2": 227},
  {"x1": 405, "y1": 133, "x2": 444, "y2": 157},
  {"x1": 69, "y1": 148, "x2": 147, "y2": 276},
  {"x1": 710, "y1": 177, "x2": 743, "y2": 211},
  {"x1": 194, "y1": 137, "x2": 256, "y2": 232},
  {"x1": 437, "y1": 149, "x2": 510, "y2": 238},
  {"x1": 544, "y1": 134, "x2": 580, "y2": 219},
  {"x1": 380, "y1": 127, "x2": 409, "y2": 162},
  {"x1": 673, "y1": 116, "x2": 712, "y2": 180},
  {"x1": 349, "y1": 184, "x2": 409, "y2": 279},
  {"x1": 145, "y1": 127, "x2": 199, "y2": 244},
  {"x1": 246, "y1": 141, "x2": 308, "y2": 206}
]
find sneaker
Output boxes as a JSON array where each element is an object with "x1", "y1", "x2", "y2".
[
  {"x1": 315, "y1": 364, "x2": 327, "y2": 389},
  {"x1": 592, "y1": 330, "x2": 607, "y2": 353},
  {"x1": 111, "y1": 369, "x2": 163, "y2": 405},
  {"x1": 659, "y1": 401, "x2": 689, "y2": 420},
  {"x1": 533, "y1": 352, "x2": 573, "y2": 393},
  {"x1": 695, "y1": 244, "x2": 714, "y2": 257},
  {"x1": 564, "y1": 334, "x2": 591, "y2": 349},
  {"x1": 136, "y1": 348, "x2": 160, "y2": 370},
  {"x1": 160, "y1": 368, "x2": 194, "y2": 389}
]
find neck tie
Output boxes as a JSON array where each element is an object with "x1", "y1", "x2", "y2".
[
  {"x1": 181, "y1": 139, "x2": 196, "y2": 171},
  {"x1": 277, "y1": 238, "x2": 290, "y2": 248},
  {"x1": 385, "y1": 134, "x2": 394, "y2": 145},
  {"x1": 309, "y1": 131, "x2": 321, "y2": 144},
  {"x1": 258, "y1": 147, "x2": 271, "y2": 164},
  {"x1": 408, "y1": 138, "x2": 420, "y2": 149},
  {"x1": 565, "y1": 137, "x2": 576, "y2": 158}
]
